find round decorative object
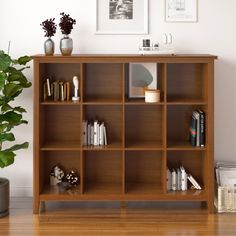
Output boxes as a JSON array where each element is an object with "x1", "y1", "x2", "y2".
[
  {"x1": 145, "y1": 89, "x2": 160, "y2": 103},
  {"x1": 57, "y1": 181, "x2": 71, "y2": 193},
  {"x1": 66, "y1": 170, "x2": 79, "y2": 185},
  {"x1": 60, "y1": 35, "x2": 73, "y2": 56},
  {"x1": 0, "y1": 178, "x2": 9, "y2": 218},
  {"x1": 50, "y1": 165, "x2": 65, "y2": 186},
  {"x1": 44, "y1": 37, "x2": 55, "y2": 56}
]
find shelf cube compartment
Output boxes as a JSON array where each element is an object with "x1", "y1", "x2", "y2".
[
  {"x1": 167, "y1": 63, "x2": 208, "y2": 103},
  {"x1": 83, "y1": 151, "x2": 122, "y2": 194},
  {"x1": 39, "y1": 151, "x2": 81, "y2": 196},
  {"x1": 83, "y1": 63, "x2": 123, "y2": 102},
  {"x1": 167, "y1": 151, "x2": 206, "y2": 191},
  {"x1": 41, "y1": 106, "x2": 81, "y2": 149},
  {"x1": 39, "y1": 63, "x2": 81, "y2": 103},
  {"x1": 125, "y1": 105, "x2": 164, "y2": 149},
  {"x1": 83, "y1": 105, "x2": 123, "y2": 148},
  {"x1": 125, "y1": 151, "x2": 164, "y2": 194},
  {"x1": 167, "y1": 105, "x2": 207, "y2": 148}
]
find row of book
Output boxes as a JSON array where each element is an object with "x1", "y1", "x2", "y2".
[
  {"x1": 83, "y1": 120, "x2": 107, "y2": 146},
  {"x1": 189, "y1": 109, "x2": 205, "y2": 147},
  {"x1": 167, "y1": 166, "x2": 202, "y2": 191},
  {"x1": 43, "y1": 78, "x2": 71, "y2": 101}
]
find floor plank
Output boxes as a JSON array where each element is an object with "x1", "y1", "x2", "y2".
[{"x1": 0, "y1": 198, "x2": 236, "y2": 235}]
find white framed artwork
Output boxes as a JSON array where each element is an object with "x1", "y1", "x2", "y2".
[
  {"x1": 129, "y1": 63, "x2": 157, "y2": 98},
  {"x1": 165, "y1": 0, "x2": 198, "y2": 22},
  {"x1": 96, "y1": 0, "x2": 149, "y2": 35}
]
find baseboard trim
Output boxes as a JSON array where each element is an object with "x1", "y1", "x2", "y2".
[{"x1": 11, "y1": 187, "x2": 32, "y2": 197}]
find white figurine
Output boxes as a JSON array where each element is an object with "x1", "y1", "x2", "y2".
[{"x1": 72, "y1": 76, "x2": 80, "y2": 101}]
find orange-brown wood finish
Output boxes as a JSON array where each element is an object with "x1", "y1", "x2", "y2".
[{"x1": 33, "y1": 54, "x2": 217, "y2": 214}]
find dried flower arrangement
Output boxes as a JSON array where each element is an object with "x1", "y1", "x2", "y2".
[
  {"x1": 59, "y1": 12, "x2": 76, "y2": 35},
  {"x1": 40, "y1": 18, "x2": 57, "y2": 38}
]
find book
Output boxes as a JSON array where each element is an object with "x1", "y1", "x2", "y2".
[
  {"x1": 171, "y1": 169, "x2": 177, "y2": 191},
  {"x1": 90, "y1": 125, "x2": 94, "y2": 145},
  {"x1": 99, "y1": 123, "x2": 104, "y2": 145},
  {"x1": 187, "y1": 174, "x2": 201, "y2": 190},
  {"x1": 193, "y1": 111, "x2": 200, "y2": 147},
  {"x1": 103, "y1": 125, "x2": 107, "y2": 145},
  {"x1": 177, "y1": 168, "x2": 181, "y2": 190},
  {"x1": 94, "y1": 120, "x2": 99, "y2": 146},
  {"x1": 87, "y1": 123, "x2": 91, "y2": 146},
  {"x1": 189, "y1": 112, "x2": 197, "y2": 146},
  {"x1": 198, "y1": 109, "x2": 205, "y2": 147},
  {"x1": 82, "y1": 120, "x2": 88, "y2": 146},
  {"x1": 166, "y1": 168, "x2": 172, "y2": 191},
  {"x1": 180, "y1": 166, "x2": 187, "y2": 191}
]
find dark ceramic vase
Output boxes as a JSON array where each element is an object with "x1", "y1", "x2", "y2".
[{"x1": 0, "y1": 178, "x2": 9, "y2": 218}]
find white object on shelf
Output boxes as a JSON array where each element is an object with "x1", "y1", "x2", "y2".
[
  {"x1": 139, "y1": 45, "x2": 175, "y2": 55},
  {"x1": 72, "y1": 76, "x2": 80, "y2": 101},
  {"x1": 145, "y1": 89, "x2": 160, "y2": 103}
]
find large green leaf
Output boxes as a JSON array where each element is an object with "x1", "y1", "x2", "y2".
[
  {"x1": 0, "y1": 111, "x2": 22, "y2": 124},
  {"x1": 1, "y1": 104, "x2": 12, "y2": 112},
  {"x1": 14, "y1": 106, "x2": 26, "y2": 113},
  {"x1": 0, "y1": 133, "x2": 15, "y2": 142},
  {"x1": 3, "y1": 83, "x2": 22, "y2": 97},
  {"x1": 5, "y1": 142, "x2": 29, "y2": 152},
  {"x1": 17, "y1": 56, "x2": 32, "y2": 65},
  {"x1": 0, "y1": 72, "x2": 6, "y2": 88},
  {"x1": 0, "y1": 51, "x2": 11, "y2": 71},
  {"x1": 0, "y1": 151, "x2": 15, "y2": 168},
  {"x1": 0, "y1": 124, "x2": 9, "y2": 132}
]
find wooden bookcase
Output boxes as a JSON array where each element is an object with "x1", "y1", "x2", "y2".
[{"x1": 33, "y1": 54, "x2": 217, "y2": 213}]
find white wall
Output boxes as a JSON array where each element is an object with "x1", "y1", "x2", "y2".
[{"x1": 0, "y1": 0, "x2": 236, "y2": 196}]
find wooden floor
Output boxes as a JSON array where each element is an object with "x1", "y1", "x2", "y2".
[{"x1": 0, "y1": 198, "x2": 236, "y2": 235}]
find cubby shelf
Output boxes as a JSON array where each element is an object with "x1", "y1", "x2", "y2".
[{"x1": 33, "y1": 54, "x2": 216, "y2": 214}]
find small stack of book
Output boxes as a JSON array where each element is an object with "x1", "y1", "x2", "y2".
[
  {"x1": 83, "y1": 120, "x2": 107, "y2": 146},
  {"x1": 189, "y1": 109, "x2": 205, "y2": 147},
  {"x1": 167, "y1": 166, "x2": 201, "y2": 191},
  {"x1": 43, "y1": 78, "x2": 71, "y2": 101}
]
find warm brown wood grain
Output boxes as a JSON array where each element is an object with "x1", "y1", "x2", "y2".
[
  {"x1": 4, "y1": 197, "x2": 236, "y2": 236},
  {"x1": 33, "y1": 55, "x2": 216, "y2": 214}
]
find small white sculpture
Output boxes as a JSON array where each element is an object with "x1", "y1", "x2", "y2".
[{"x1": 72, "y1": 76, "x2": 80, "y2": 101}]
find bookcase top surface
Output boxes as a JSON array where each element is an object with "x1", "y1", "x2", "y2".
[{"x1": 32, "y1": 54, "x2": 217, "y2": 61}]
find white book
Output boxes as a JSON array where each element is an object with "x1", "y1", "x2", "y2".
[
  {"x1": 103, "y1": 125, "x2": 107, "y2": 145},
  {"x1": 180, "y1": 166, "x2": 188, "y2": 191},
  {"x1": 99, "y1": 123, "x2": 104, "y2": 145},
  {"x1": 90, "y1": 125, "x2": 94, "y2": 145},
  {"x1": 171, "y1": 169, "x2": 177, "y2": 191},
  {"x1": 87, "y1": 123, "x2": 91, "y2": 146},
  {"x1": 177, "y1": 168, "x2": 181, "y2": 190},
  {"x1": 188, "y1": 174, "x2": 201, "y2": 190},
  {"x1": 94, "y1": 120, "x2": 99, "y2": 146},
  {"x1": 166, "y1": 168, "x2": 172, "y2": 191}
]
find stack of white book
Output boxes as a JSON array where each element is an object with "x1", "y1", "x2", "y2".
[
  {"x1": 167, "y1": 166, "x2": 201, "y2": 191},
  {"x1": 82, "y1": 120, "x2": 107, "y2": 146}
]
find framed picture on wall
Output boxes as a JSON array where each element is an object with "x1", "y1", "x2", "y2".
[
  {"x1": 165, "y1": 0, "x2": 198, "y2": 22},
  {"x1": 129, "y1": 63, "x2": 157, "y2": 98},
  {"x1": 96, "y1": 0, "x2": 149, "y2": 34}
]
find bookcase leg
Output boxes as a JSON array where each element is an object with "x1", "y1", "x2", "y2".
[
  {"x1": 33, "y1": 200, "x2": 40, "y2": 214},
  {"x1": 40, "y1": 201, "x2": 46, "y2": 213},
  {"x1": 120, "y1": 201, "x2": 126, "y2": 209},
  {"x1": 207, "y1": 201, "x2": 215, "y2": 214}
]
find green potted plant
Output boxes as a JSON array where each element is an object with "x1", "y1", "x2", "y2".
[
  {"x1": 59, "y1": 12, "x2": 76, "y2": 56},
  {"x1": 0, "y1": 50, "x2": 31, "y2": 217}
]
